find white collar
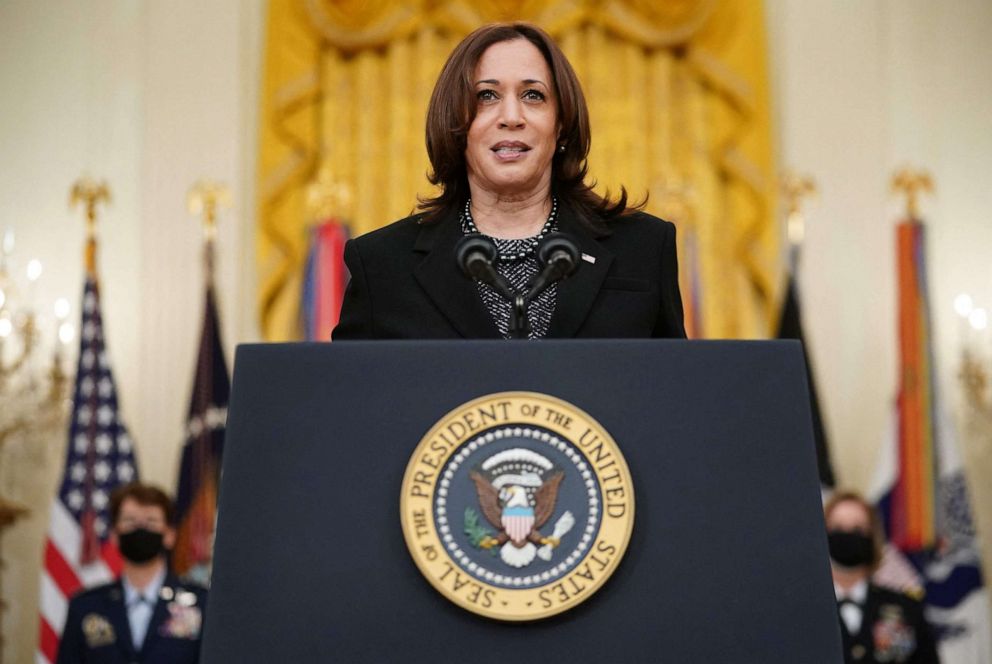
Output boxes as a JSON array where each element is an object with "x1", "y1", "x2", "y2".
[
  {"x1": 122, "y1": 566, "x2": 167, "y2": 607},
  {"x1": 834, "y1": 578, "x2": 868, "y2": 604}
]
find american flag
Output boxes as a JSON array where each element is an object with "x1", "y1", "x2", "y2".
[{"x1": 37, "y1": 241, "x2": 138, "y2": 664}]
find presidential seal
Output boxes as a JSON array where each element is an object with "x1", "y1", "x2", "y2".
[{"x1": 399, "y1": 392, "x2": 634, "y2": 621}]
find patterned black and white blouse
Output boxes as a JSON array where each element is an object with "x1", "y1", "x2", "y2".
[{"x1": 459, "y1": 198, "x2": 559, "y2": 339}]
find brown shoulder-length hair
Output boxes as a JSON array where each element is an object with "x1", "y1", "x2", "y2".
[
  {"x1": 824, "y1": 490, "x2": 886, "y2": 571},
  {"x1": 109, "y1": 482, "x2": 176, "y2": 527},
  {"x1": 420, "y1": 22, "x2": 638, "y2": 230}
]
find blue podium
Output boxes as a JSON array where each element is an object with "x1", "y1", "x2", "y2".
[{"x1": 202, "y1": 340, "x2": 842, "y2": 663}]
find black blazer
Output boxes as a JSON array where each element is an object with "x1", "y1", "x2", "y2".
[{"x1": 332, "y1": 201, "x2": 686, "y2": 340}]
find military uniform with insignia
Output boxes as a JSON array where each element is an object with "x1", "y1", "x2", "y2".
[
  {"x1": 56, "y1": 575, "x2": 207, "y2": 664},
  {"x1": 837, "y1": 583, "x2": 939, "y2": 664}
]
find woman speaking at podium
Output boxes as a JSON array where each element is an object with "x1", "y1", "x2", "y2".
[{"x1": 333, "y1": 22, "x2": 685, "y2": 341}]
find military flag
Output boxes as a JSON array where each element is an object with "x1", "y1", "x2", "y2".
[
  {"x1": 872, "y1": 217, "x2": 990, "y2": 662},
  {"x1": 172, "y1": 278, "x2": 229, "y2": 583}
]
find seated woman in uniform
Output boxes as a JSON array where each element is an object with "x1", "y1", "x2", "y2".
[{"x1": 825, "y1": 491, "x2": 940, "y2": 664}]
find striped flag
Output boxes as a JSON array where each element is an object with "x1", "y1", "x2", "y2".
[
  {"x1": 37, "y1": 239, "x2": 138, "y2": 664},
  {"x1": 301, "y1": 221, "x2": 349, "y2": 341},
  {"x1": 890, "y1": 221, "x2": 938, "y2": 550},
  {"x1": 172, "y1": 280, "x2": 229, "y2": 583},
  {"x1": 871, "y1": 219, "x2": 990, "y2": 662}
]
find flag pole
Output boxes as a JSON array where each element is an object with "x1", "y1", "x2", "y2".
[
  {"x1": 302, "y1": 167, "x2": 353, "y2": 341},
  {"x1": 68, "y1": 177, "x2": 111, "y2": 565},
  {"x1": 305, "y1": 165, "x2": 352, "y2": 229},
  {"x1": 69, "y1": 178, "x2": 110, "y2": 278},
  {"x1": 176, "y1": 180, "x2": 231, "y2": 578},
  {"x1": 891, "y1": 167, "x2": 934, "y2": 223},
  {"x1": 776, "y1": 170, "x2": 834, "y2": 489},
  {"x1": 187, "y1": 180, "x2": 231, "y2": 287},
  {"x1": 780, "y1": 170, "x2": 817, "y2": 275},
  {"x1": 890, "y1": 167, "x2": 937, "y2": 550}
]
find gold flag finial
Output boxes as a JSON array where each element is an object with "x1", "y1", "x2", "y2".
[
  {"x1": 891, "y1": 167, "x2": 933, "y2": 220},
  {"x1": 305, "y1": 165, "x2": 353, "y2": 222},
  {"x1": 781, "y1": 170, "x2": 817, "y2": 247},
  {"x1": 188, "y1": 181, "x2": 231, "y2": 284},
  {"x1": 69, "y1": 178, "x2": 111, "y2": 240},
  {"x1": 187, "y1": 180, "x2": 232, "y2": 242},
  {"x1": 650, "y1": 176, "x2": 696, "y2": 226}
]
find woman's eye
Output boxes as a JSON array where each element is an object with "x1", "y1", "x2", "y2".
[
  {"x1": 477, "y1": 89, "x2": 498, "y2": 102},
  {"x1": 523, "y1": 89, "x2": 545, "y2": 101}
]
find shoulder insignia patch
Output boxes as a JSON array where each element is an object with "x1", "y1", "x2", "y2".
[{"x1": 82, "y1": 613, "x2": 115, "y2": 648}]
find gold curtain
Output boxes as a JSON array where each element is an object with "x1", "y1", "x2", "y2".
[{"x1": 257, "y1": 0, "x2": 778, "y2": 340}]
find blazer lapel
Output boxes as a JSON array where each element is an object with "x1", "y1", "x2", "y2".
[
  {"x1": 851, "y1": 586, "x2": 879, "y2": 653},
  {"x1": 547, "y1": 203, "x2": 613, "y2": 338},
  {"x1": 138, "y1": 576, "x2": 177, "y2": 655},
  {"x1": 105, "y1": 580, "x2": 138, "y2": 660},
  {"x1": 413, "y1": 212, "x2": 500, "y2": 339}
]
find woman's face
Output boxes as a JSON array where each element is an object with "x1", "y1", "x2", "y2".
[{"x1": 465, "y1": 39, "x2": 558, "y2": 200}]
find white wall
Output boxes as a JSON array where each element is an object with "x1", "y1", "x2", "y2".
[
  {"x1": 766, "y1": 0, "x2": 992, "y2": 586},
  {"x1": 0, "y1": 1, "x2": 264, "y2": 661}
]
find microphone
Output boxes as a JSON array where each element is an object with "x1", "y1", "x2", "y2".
[
  {"x1": 526, "y1": 232, "x2": 581, "y2": 299},
  {"x1": 455, "y1": 234, "x2": 514, "y2": 300}
]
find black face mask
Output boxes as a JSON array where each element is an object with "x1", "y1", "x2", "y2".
[
  {"x1": 827, "y1": 530, "x2": 874, "y2": 568},
  {"x1": 117, "y1": 528, "x2": 165, "y2": 564}
]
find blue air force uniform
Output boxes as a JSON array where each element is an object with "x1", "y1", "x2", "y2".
[{"x1": 56, "y1": 574, "x2": 207, "y2": 664}]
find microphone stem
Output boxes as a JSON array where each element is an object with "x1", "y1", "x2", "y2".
[
  {"x1": 509, "y1": 293, "x2": 530, "y2": 340},
  {"x1": 523, "y1": 261, "x2": 566, "y2": 302}
]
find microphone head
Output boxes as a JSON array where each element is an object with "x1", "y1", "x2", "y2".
[
  {"x1": 455, "y1": 234, "x2": 498, "y2": 278},
  {"x1": 536, "y1": 232, "x2": 580, "y2": 276}
]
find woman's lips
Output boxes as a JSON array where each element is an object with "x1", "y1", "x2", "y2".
[{"x1": 491, "y1": 142, "x2": 531, "y2": 161}]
